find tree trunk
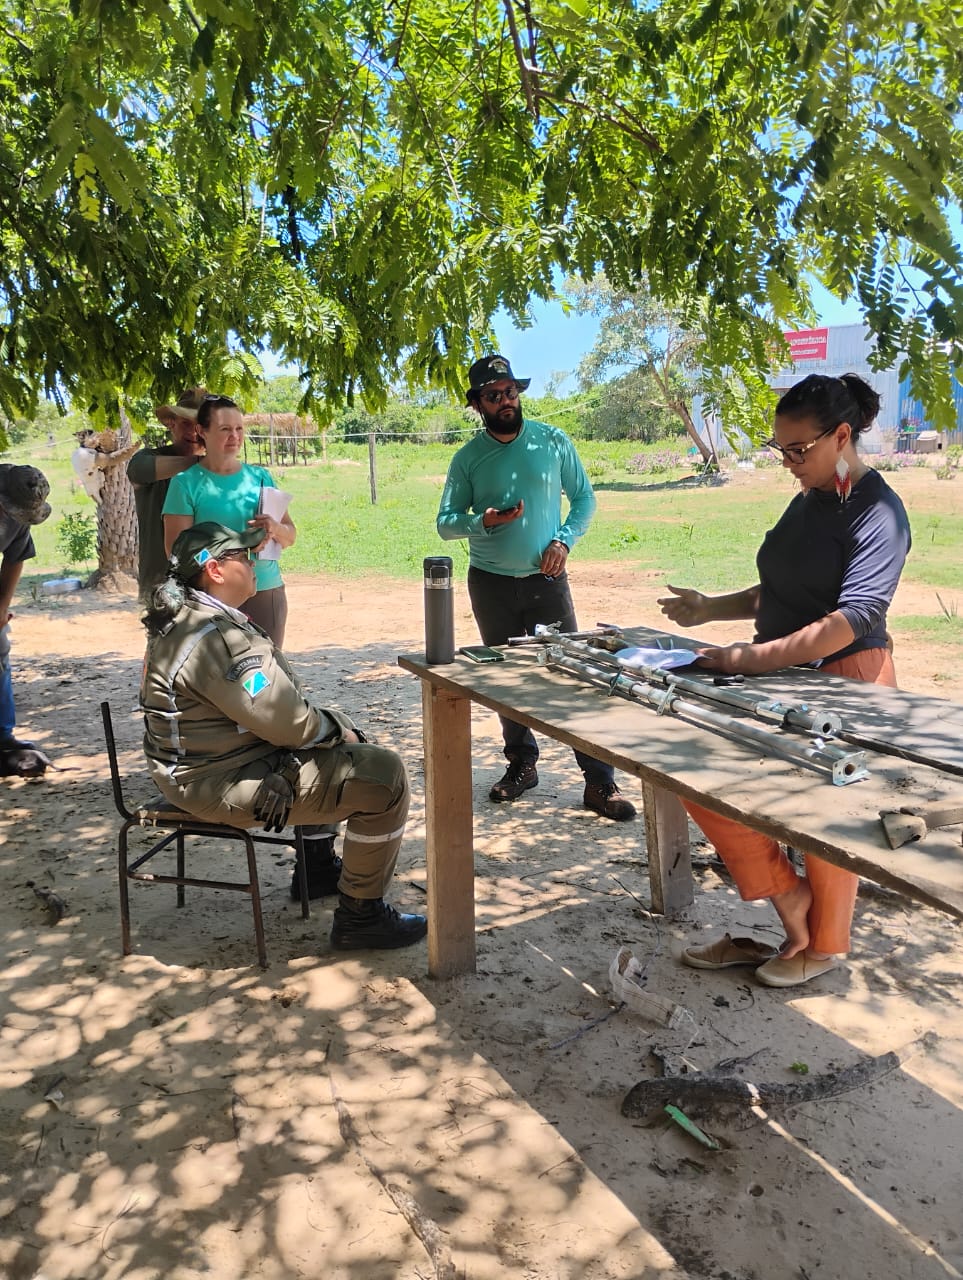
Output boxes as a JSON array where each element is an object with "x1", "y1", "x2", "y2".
[
  {"x1": 669, "y1": 398, "x2": 715, "y2": 464},
  {"x1": 88, "y1": 405, "x2": 139, "y2": 592}
]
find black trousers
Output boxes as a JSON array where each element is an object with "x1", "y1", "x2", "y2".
[{"x1": 466, "y1": 566, "x2": 614, "y2": 786}]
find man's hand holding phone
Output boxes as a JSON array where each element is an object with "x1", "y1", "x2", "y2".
[{"x1": 482, "y1": 499, "x2": 524, "y2": 529}]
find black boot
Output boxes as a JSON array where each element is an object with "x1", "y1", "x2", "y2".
[
  {"x1": 330, "y1": 894, "x2": 428, "y2": 951},
  {"x1": 290, "y1": 836, "x2": 343, "y2": 901}
]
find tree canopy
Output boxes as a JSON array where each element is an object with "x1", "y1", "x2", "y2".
[{"x1": 2, "y1": 0, "x2": 963, "y2": 437}]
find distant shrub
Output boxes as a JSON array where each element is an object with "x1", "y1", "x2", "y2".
[
  {"x1": 750, "y1": 450, "x2": 779, "y2": 468},
  {"x1": 56, "y1": 511, "x2": 97, "y2": 565},
  {"x1": 873, "y1": 452, "x2": 935, "y2": 471},
  {"x1": 626, "y1": 449, "x2": 684, "y2": 475}
]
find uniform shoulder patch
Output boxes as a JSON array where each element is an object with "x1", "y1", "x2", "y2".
[
  {"x1": 225, "y1": 655, "x2": 264, "y2": 682},
  {"x1": 242, "y1": 670, "x2": 271, "y2": 698}
]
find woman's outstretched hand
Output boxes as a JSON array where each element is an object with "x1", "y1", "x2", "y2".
[
  {"x1": 657, "y1": 584, "x2": 711, "y2": 628},
  {"x1": 694, "y1": 642, "x2": 763, "y2": 675}
]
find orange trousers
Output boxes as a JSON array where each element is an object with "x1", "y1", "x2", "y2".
[{"x1": 684, "y1": 649, "x2": 897, "y2": 955}]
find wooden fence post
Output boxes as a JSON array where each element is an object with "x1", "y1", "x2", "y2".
[{"x1": 368, "y1": 432, "x2": 377, "y2": 504}]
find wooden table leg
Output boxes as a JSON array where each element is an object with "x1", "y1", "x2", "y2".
[
  {"x1": 641, "y1": 781, "x2": 694, "y2": 916},
  {"x1": 422, "y1": 682, "x2": 476, "y2": 977}
]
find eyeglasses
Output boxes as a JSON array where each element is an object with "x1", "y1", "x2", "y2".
[
  {"x1": 217, "y1": 548, "x2": 255, "y2": 563},
  {"x1": 764, "y1": 424, "x2": 837, "y2": 464},
  {"x1": 480, "y1": 385, "x2": 521, "y2": 406},
  {"x1": 201, "y1": 394, "x2": 238, "y2": 409}
]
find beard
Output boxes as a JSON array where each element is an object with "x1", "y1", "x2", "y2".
[{"x1": 480, "y1": 400, "x2": 523, "y2": 436}]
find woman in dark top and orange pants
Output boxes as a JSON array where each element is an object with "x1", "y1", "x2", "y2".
[{"x1": 659, "y1": 373, "x2": 911, "y2": 988}]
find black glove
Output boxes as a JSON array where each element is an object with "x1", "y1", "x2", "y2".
[{"x1": 252, "y1": 751, "x2": 301, "y2": 832}]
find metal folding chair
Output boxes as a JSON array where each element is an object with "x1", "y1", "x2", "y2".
[{"x1": 101, "y1": 701, "x2": 309, "y2": 968}]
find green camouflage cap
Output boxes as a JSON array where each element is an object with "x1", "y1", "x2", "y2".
[{"x1": 168, "y1": 522, "x2": 262, "y2": 581}]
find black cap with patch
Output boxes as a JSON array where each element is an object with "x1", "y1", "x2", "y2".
[
  {"x1": 465, "y1": 355, "x2": 531, "y2": 405},
  {"x1": 168, "y1": 522, "x2": 263, "y2": 581}
]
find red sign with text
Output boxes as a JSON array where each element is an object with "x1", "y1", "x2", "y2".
[{"x1": 784, "y1": 328, "x2": 828, "y2": 361}]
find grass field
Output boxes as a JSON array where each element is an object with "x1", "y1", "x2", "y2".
[{"x1": 8, "y1": 438, "x2": 963, "y2": 625}]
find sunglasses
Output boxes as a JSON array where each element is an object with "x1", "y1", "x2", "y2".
[
  {"x1": 480, "y1": 385, "x2": 521, "y2": 406},
  {"x1": 764, "y1": 424, "x2": 837, "y2": 464}
]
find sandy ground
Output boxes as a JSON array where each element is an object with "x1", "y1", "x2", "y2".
[{"x1": 1, "y1": 565, "x2": 962, "y2": 1280}]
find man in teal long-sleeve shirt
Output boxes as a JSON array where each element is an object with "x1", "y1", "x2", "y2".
[{"x1": 436, "y1": 355, "x2": 635, "y2": 821}]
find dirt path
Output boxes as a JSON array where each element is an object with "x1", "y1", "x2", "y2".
[{"x1": 1, "y1": 568, "x2": 961, "y2": 1280}]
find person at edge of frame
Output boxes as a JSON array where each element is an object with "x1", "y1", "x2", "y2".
[
  {"x1": 0, "y1": 464, "x2": 52, "y2": 777},
  {"x1": 659, "y1": 372, "x2": 911, "y2": 989},
  {"x1": 139, "y1": 521, "x2": 427, "y2": 951},
  {"x1": 436, "y1": 354, "x2": 636, "y2": 822},
  {"x1": 127, "y1": 387, "x2": 207, "y2": 601}
]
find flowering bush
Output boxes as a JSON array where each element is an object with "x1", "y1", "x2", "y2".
[
  {"x1": 626, "y1": 449, "x2": 684, "y2": 475},
  {"x1": 874, "y1": 453, "x2": 931, "y2": 471}
]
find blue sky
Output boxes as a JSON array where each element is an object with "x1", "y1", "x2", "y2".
[{"x1": 493, "y1": 282, "x2": 867, "y2": 398}]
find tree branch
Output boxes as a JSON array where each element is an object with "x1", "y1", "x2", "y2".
[
  {"x1": 503, "y1": 0, "x2": 538, "y2": 121},
  {"x1": 536, "y1": 92, "x2": 660, "y2": 153}
]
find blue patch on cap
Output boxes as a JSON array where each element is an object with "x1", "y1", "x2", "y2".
[
  {"x1": 194, "y1": 547, "x2": 213, "y2": 566},
  {"x1": 242, "y1": 670, "x2": 270, "y2": 698}
]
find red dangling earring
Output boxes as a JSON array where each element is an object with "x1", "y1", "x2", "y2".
[{"x1": 834, "y1": 456, "x2": 851, "y2": 503}]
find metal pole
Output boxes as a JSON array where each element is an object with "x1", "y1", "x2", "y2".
[
  {"x1": 555, "y1": 639, "x2": 842, "y2": 736},
  {"x1": 541, "y1": 649, "x2": 869, "y2": 786}
]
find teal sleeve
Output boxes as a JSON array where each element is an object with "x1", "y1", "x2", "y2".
[
  {"x1": 555, "y1": 438, "x2": 597, "y2": 547},
  {"x1": 436, "y1": 458, "x2": 489, "y2": 540}
]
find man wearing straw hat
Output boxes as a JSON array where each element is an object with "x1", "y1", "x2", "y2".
[{"x1": 127, "y1": 386, "x2": 207, "y2": 599}]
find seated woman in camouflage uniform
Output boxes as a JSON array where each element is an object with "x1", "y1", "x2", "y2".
[{"x1": 140, "y1": 521, "x2": 427, "y2": 951}]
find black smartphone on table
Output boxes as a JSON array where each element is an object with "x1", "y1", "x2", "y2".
[{"x1": 459, "y1": 645, "x2": 505, "y2": 664}]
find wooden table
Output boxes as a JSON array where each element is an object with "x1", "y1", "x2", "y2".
[{"x1": 399, "y1": 627, "x2": 963, "y2": 978}]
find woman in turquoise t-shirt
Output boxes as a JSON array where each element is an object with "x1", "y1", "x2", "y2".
[{"x1": 162, "y1": 394, "x2": 296, "y2": 644}]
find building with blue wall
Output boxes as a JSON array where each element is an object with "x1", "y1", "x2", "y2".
[{"x1": 697, "y1": 323, "x2": 963, "y2": 453}]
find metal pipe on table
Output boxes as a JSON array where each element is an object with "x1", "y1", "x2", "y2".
[
  {"x1": 555, "y1": 639, "x2": 843, "y2": 737},
  {"x1": 506, "y1": 623, "x2": 623, "y2": 647},
  {"x1": 540, "y1": 648, "x2": 869, "y2": 786}
]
